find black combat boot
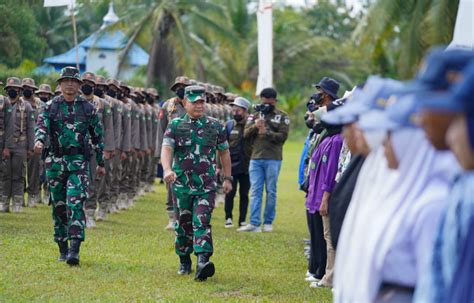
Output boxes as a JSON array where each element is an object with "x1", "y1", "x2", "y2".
[
  {"x1": 66, "y1": 239, "x2": 81, "y2": 266},
  {"x1": 195, "y1": 253, "x2": 215, "y2": 281},
  {"x1": 57, "y1": 241, "x2": 68, "y2": 262},
  {"x1": 178, "y1": 255, "x2": 192, "y2": 275}
]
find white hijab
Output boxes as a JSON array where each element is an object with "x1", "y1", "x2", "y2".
[{"x1": 333, "y1": 128, "x2": 458, "y2": 302}]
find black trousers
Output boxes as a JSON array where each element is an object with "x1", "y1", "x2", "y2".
[
  {"x1": 224, "y1": 173, "x2": 250, "y2": 224},
  {"x1": 307, "y1": 210, "x2": 327, "y2": 279}
]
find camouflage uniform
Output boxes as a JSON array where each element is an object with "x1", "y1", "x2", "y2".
[
  {"x1": 4, "y1": 77, "x2": 35, "y2": 211},
  {"x1": 141, "y1": 101, "x2": 153, "y2": 190},
  {"x1": 118, "y1": 97, "x2": 132, "y2": 206},
  {"x1": 148, "y1": 90, "x2": 161, "y2": 188},
  {"x1": 129, "y1": 98, "x2": 145, "y2": 201},
  {"x1": 0, "y1": 94, "x2": 12, "y2": 211},
  {"x1": 35, "y1": 92, "x2": 104, "y2": 243},
  {"x1": 21, "y1": 78, "x2": 46, "y2": 207},
  {"x1": 163, "y1": 114, "x2": 229, "y2": 256}
]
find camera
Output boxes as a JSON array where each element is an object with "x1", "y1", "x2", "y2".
[{"x1": 253, "y1": 103, "x2": 273, "y2": 114}]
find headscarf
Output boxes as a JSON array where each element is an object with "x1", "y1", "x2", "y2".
[{"x1": 333, "y1": 128, "x2": 459, "y2": 302}]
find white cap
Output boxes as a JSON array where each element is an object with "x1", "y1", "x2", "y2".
[{"x1": 231, "y1": 97, "x2": 251, "y2": 111}]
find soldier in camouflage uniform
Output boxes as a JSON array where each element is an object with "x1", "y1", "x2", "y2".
[
  {"x1": 155, "y1": 76, "x2": 190, "y2": 230},
  {"x1": 34, "y1": 67, "x2": 105, "y2": 266},
  {"x1": 161, "y1": 85, "x2": 232, "y2": 281},
  {"x1": 0, "y1": 83, "x2": 12, "y2": 212},
  {"x1": 117, "y1": 82, "x2": 133, "y2": 209},
  {"x1": 146, "y1": 88, "x2": 160, "y2": 190},
  {"x1": 21, "y1": 78, "x2": 45, "y2": 207},
  {"x1": 139, "y1": 89, "x2": 153, "y2": 193},
  {"x1": 4, "y1": 77, "x2": 35, "y2": 212},
  {"x1": 81, "y1": 72, "x2": 114, "y2": 227},
  {"x1": 36, "y1": 84, "x2": 54, "y2": 205}
]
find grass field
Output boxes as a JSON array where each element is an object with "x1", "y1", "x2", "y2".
[{"x1": 0, "y1": 140, "x2": 332, "y2": 302}]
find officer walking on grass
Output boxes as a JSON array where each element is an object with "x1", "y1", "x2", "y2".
[
  {"x1": 161, "y1": 85, "x2": 232, "y2": 281},
  {"x1": 34, "y1": 67, "x2": 105, "y2": 266}
]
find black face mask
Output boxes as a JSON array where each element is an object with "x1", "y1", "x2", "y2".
[
  {"x1": 7, "y1": 89, "x2": 18, "y2": 99},
  {"x1": 304, "y1": 113, "x2": 315, "y2": 129},
  {"x1": 176, "y1": 87, "x2": 185, "y2": 99},
  {"x1": 107, "y1": 89, "x2": 117, "y2": 98},
  {"x1": 23, "y1": 89, "x2": 33, "y2": 98},
  {"x1": 39, "y1": 96, "x2": 49, "y2": 102},
  {"x1": 94, "y1": 88, "x2": 104, "y2": 98},
  {"x1": 233, "y1": 114, "x2": 244, "y2": 122},
  {"x1": 117, "y1": 91, "x2": 124, "y2": 100},
  {"x1": 81, "y1": 84, "x2": 94, "y2": 95}
]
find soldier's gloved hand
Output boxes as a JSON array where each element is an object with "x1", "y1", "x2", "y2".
[
  {"x1": 223, "y1": 180, "x2": 233, "y2": 194},
  {"x1": 96, "y1": 166, "x2": 106, "y2": 177},
  {"x1": 2, "y1": 147, "x2": 11, "y2": 159},
  {"x1": 163, "y1": 169, "x2": 177, "y2": 184},
  {"x1": 34, "y1": 142, "x2": 43, "y2": 155}
]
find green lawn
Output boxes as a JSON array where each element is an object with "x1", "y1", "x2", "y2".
[{"x1": 0, "y1": 140, "x2": 332, "y2": 302}]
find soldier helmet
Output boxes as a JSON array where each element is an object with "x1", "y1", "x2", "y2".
[
  {"x1": 225, "y1": 92, "x2": 237, "y2": 101},
  {"x1": 21, "y1": 78, "x2": 38, "y2": 90},
  {"x1": 95, "y1": 76, "x2": 107, "y2": 86},
  {"x1": 146, "y1": 88, "x2": 159, "y2": 97},
  {"x1": 231, "y1": 97, "x2": 251, "y2": 111},
  {"x1": 36, "y1": 84, "x2": 53, "y2": 95},
  {"x1": 54, "y1": 85, "x2": 61, "y2": 94},
  {"x1": 5, "y1": 77, "x2": 23, "y2": 89},
  {"x1": 184, "y1": 85, "x2": 206, "y2": 103},
  {"x1": 118, "y1": 81, "x2": 131, "y2": 93},
  {"x1": 81, "y1": 72, "x2": 96, "y2": 84},
  {"x1": 106, "y1": 79, "x2": 120, "y2": 89},
  {"x1": 57, "y1": 66, "x2": 82, "y2": 84},
  {"x1": 170, "y1": 76, "x2": 191, "y2": 92}
]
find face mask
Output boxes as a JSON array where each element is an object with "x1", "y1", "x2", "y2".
[
  {"x1": 176, "y1": 87, "x2": 185, "y2": 99},
  {"x1": 107, "y1": 89, "x2": 116, "y2": 98},
  {"x1": 7, "y1": 89, "x2": 18, "y2": 99},
  {"x1": 117, "y1": 91, "x2": 124, "y2": 100},
  {"x1": 23, "y1": 89, "x2": 33, "y2": 98},
  {"x1": 94, "y1": 88, "x2": 104, "y2": 98},
  {"x1": 81, "y1": 84, "x2": 94, "y2": 95},
  {"x1": 233, "y1": 114, "x2": 243, "y2": 122},
  {"x1": 39, "y1": 96, "x2": 49, "y2": 102}
]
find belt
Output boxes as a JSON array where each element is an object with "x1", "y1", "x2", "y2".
[
  {"x1": 53, "y1": 146, "x2": 85, "y2": 157},
  {"x1": 13, "y1": 135, "x2": 27, "y2": 143}
]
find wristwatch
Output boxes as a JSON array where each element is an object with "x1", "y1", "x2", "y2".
[{"x1": 223, "y1": 176, "x2": 233, "y2": 182}]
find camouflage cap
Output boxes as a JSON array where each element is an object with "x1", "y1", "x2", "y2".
[
  {"x1": 170, "y1": 76, "x2": 191, "y2": 91},
  {"x1": 57, "y1": 66, "x2": 82, "y2": 83},
  {"x1": 215, "y1": 86, "x2": 226, "y2": 95},
  {"x1": 21, "y1": 78, "x2": 38, "y2": 89},
  {"x1": 55, "y1": 85, "x2": 61, "y2": 94},
  {"x1": 118, "y1": 81, "x2": 131, "y2": 92},
  {"x1": 95, "y1": 75, "x2": 107, "y2": 86},
  {"x1": 146, "y1": 88, "x2": 159, "y2": 97},
  {"x1": 189, "y1": 79, "x2": 198, "y2": 86},
  {"x1": 184, "y1": 85, "x2": 206, "y2": 103},
  {"x1": 225, "y1": 92, "x2": 238, "y2": 101},
  {"x1": 107, "y1": 79, "x2": 120, "y2": 89},
  {"x1": 5, "y1": 77, "x2": 23, "y2": 89},
  {"x1": 36, "y1": 84, "x2": 53, "y2": 95},
  {"x1": 81, "y1": 72, "x2": 96, "y2": 84}
]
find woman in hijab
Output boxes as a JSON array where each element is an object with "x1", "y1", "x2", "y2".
[{"x1": 333, "y1": 97, "x2": 460, "y2": 302}]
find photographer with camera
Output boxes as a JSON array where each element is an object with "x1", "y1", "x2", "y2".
[{"x1": 238, "y1": 88, "x2": 290, "y2": 233}]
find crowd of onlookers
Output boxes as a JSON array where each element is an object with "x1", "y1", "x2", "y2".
[{"x1": 296, "y1": 47, "x2": 473, "y2": 302}]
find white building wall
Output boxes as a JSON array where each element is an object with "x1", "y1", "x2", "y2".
[{"x1": 86, "y1": 49, "x2": 119, "y2": 78}]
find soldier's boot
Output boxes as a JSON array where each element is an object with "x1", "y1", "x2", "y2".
[
  {"x1": 177, "y1": 255, "x2": 192, "y2": 275},
  {"x1": 85, "y1": 209, "x2": 96, "y2": 229},
  {"x1": 96, "y1": 207, "x2": 107, "y2": 221},
  {"x1": 42, "y1": 190, "x2": 50, "y2": 205},
  {"x1": 165, "y1": 211, "x2": 176, "y2": 231},
  {"x1": 195, "y1": 253, "x2": 215, "y2": 281},
  {"x1": 0, "y1": 197, "x2": 9, "y2": 212},
  {"x1": 66, "y1": 239, "x2": 81, "y2": 266},
  {"x1": 27, "y1": 195, "x2": 38, "y2": 208},
  {"x1": 57, "y1": 241, "x2": 68, "y2": 262},
  {"x1": 12, "y1": 196, "x2": 24, "y2": 213},
  {"x1": 118, "y1": 193, "x2": 127, "y2": 210}
]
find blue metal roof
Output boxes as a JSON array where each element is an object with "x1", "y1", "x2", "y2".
[{"x1": 44, "y1": 29, "x2": 149, "y2": 67}]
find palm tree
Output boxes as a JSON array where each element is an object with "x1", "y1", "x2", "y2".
[
  {"x1": 112, "y1": 0, "x2": 238, "y2": 88},
  {"x1": 354, "y1": 0, "x2": 459, "y2": 78}
]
